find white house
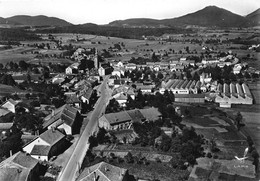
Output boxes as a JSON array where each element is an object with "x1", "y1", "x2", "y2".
[
  {"x1": 65, "y1": 62, "x2": 79, "y2": 74},
  {"x1": 1, "y1": 99, "x2": 18, "y2": 113},
  {"x1": 23, "y1": 128, "x2": 66, "y2": 161},
  {"x1": 233, "y1": 64, "x2": 242, "y2": 74},
  {"x1": 112, "y1": 67, "x2": 125, "y2": 77}
]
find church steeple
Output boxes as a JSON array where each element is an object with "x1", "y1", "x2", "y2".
[{"x1": 94, "y1": 48, "x2": 99, "y2": 69}]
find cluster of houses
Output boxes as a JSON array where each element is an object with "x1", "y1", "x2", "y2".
[
  {"x1": 22, "y1": 103, "x2": 82, "y2": 162},
  {"x1": 0, "y1": 150, "x2": 130, "y2": 181},
  {"x1": 0, "y1": 99, "x2": 20, "y2": 141}
]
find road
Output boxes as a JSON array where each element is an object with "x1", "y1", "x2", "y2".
[{"x1": 57, "y1": 76, "x2": 110, "y2": 181}]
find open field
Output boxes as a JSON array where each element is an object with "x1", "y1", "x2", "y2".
[
  {"x1": 1, "y1": 30, "x2": 259, "y2": 67},
  {"x1": 0, "y1": 84, "x2": 27, "y2": 97}
]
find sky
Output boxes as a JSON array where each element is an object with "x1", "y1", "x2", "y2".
[{"x1": 0, "y1": 0, "x2": 259, "y2": 25}]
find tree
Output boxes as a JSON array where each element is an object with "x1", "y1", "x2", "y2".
[
  {"x1": 88, "y1": 135, "x2": 97, "y2": 149},
  {"x1": 96, "y1": 127, "x2": 108, "y2": 144},
  {"x1": 151, "y1": 52, "x2": 159, "y2": 62},
  {"x1": 124, "y1": 152, "x2": 134, "y2": 163},
  {"x1": 235, "y1": 112, "x2": 243, "y2": 130},
  {"x1": 0, "y1": 63, "x2": 3, "y2": 69},
  {"x1": 19, "y1": 60, "x2": 28, "y2": 71},
  {"x1": 157, "y1": 72, "x2": 163, "y2": 79},
  {"x1": 158, "y1": 134, "x2": 172, "y2": 152}
]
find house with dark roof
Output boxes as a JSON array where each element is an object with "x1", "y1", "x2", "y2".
[
  {"x1": 79, "y1": 88, "x2": 93, "y2": 104},
  {"x1": 43, "y1": 104, "x2": 81, "y2": 135},
  {"x1": 65, "y1": 92, "x2": 81, "y2": 108},
  {"x1": 99, "y1": 109, "x2": 155, "y2": 130},
  {"x1": 0, "y1": 151, "x2": 40, "y2": 181},
  {"x1": 77, "y1": 161, "x2": 129, "y2": 181},
  {"x1": 23, "y1": 128, "x2": 66, "y2": 161}
]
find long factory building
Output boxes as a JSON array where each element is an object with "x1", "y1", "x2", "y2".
[
  {"x1": 160, "y1": 79, "x2": 202, "y2": 94},
  {"x1": 215, "y1": 83, "x2": 253, "y2": 107}
]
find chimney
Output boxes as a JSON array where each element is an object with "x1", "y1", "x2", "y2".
[
  {"x1": 52, "y1": 110, "x2": 55, "y2": 116},
  {"x1": 51, "y1": 127, "x2": 55, "y2": 132},
  {"x1": 9, "y1": 150, "x2": 12, "y2": 157}
]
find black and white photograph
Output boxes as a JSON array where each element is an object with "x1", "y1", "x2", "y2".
[{"x1": 0, "y1": 0, "x2": 259, "y2": 180}]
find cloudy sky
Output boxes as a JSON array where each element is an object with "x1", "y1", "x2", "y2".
[{"x1": 0, "y1": 0, "x2": 259, "y2": 24}]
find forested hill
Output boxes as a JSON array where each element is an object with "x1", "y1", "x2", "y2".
[
  {"x1": 35, "y1": 25, "x2": 194, "y2": 39},
  {"x1": 0, "y1": 28, "x2": 41, "y2": 41},
  {"x1": 109, "y1": 6, "x2": 259, "y2": 28},
  {"x1": 1, "y1": 15, "x2": 72, "y2": 27}
]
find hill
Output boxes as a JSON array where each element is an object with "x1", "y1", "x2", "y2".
[
  {"x1": 109, "y1": 18, "x2": 164, "y2": 28},
  {"x1": 5, "y1": 15, "x2": 72, "y2": 27},
  {"x1": 108, "y1": 6, "x2": 253, "y2": 28},
  {"x1": 246, "y1": 8, "x2": 260, "y2": 26},
  {"x1": 164, "y1": 6, "x2": 247, "y2": 27}
]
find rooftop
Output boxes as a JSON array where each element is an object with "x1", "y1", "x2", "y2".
[
  {"x1": 30, "y1": 145, "x2": 51, "y2": 156},
  {"x1": 104, "y1": 111, "x2": 132, "y2": 125},
  {"x1": 77, "y1": 161, "x2": 127, "y2": 181},
  {"x1": 39, "y1": 128, "x2": 65, "y2": 146},
  {"x1": 43, "y1": 104, "x2": 79, "y2": 128},
  {"x1": 0, "y1": 151, "x2": 39, "y2": 181}
]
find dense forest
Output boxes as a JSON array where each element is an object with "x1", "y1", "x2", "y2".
[
  {"x1": 36, "y1": 25, "x2": 194, "y2": 39},
  {"x1": 0, "y1": 28, "x2": 41, "y2": 41}
]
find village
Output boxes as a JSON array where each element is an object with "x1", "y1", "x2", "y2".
[{"x1": 0, "y1": 30, "x2": 259, "y2": 181}]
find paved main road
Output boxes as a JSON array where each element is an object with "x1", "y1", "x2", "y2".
[{"x1": 57, "y1": 76, "x2": 110, "y2": 181}]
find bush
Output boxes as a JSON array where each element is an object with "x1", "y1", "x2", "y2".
[{"x1": 206, "y1": 152, "x2": 212, "y2": 158}]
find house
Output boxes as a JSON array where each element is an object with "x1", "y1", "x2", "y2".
[
  {"x1": 65, "y1": 62, "x2": 79, "y2": 74},
  {"x1": 159, "y1": 62, "x2": 169, "y2": 70},
  {"x1": 136, "y1": 84, "x2": 155, "y2": 93},
  {"x1": 0, "y1": 107, "x2": 12, "y2": 117},
  {"x1": 113, "y1": 93, "x2": 128, "y2": 107},
  {"x1": 170, "y1": 65, "x2": 184, "y2": 72},
  {"x1": 112, "y1": 67, "x2": 125, "y2": 77},
  {"x1": 52, "y1": 74, "x2": 66, "y2": 84},
  {"x1": 43, "y1": 104, "x2": 81, "y2": 135},
  {"x1": 114, "y1": 79, "x2": 126, "y2": 88},
  {"x1": 65, "y1": 92, "x2": 81, "y2": 108},
  {"x1": 99, "y1": 109, "x2": 156, "y2": 130},
  {"x1": 200, "y1": 72, "x2": 212, "y2": 85},
  {"x1": 77, "y1": 161, "x2": 129, "y2": 181},
  {"x1": 98, "y1": 65, "x2": 113, "y2": 76},
  {"x1": 112, "y1": 86, "x2": 135, "y2": 103},
  {"x1": 23, "y1": 128, "x2": 66, "y2": 161},
  {"x1": 79, "y1": 88, "x2": 93, "y2": 104},
  {"x1": 125, "y1": 63, "x2": 137, "y2": 71},
  {"x1": 233, "y1": 64, "x2": 242, "y2": 74},
  {"x1": 1, "y1": 98, "x2": 18, "y2": 113},
  {"x1": 0, "y1": 122, "x2": 13, "y2": 141},
  {"x1": 99, "y1": 111, "x2": 132, "y2": 130},
  {"x1": 0, "y1": 151, "x2": 40, "y2": 181}
]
